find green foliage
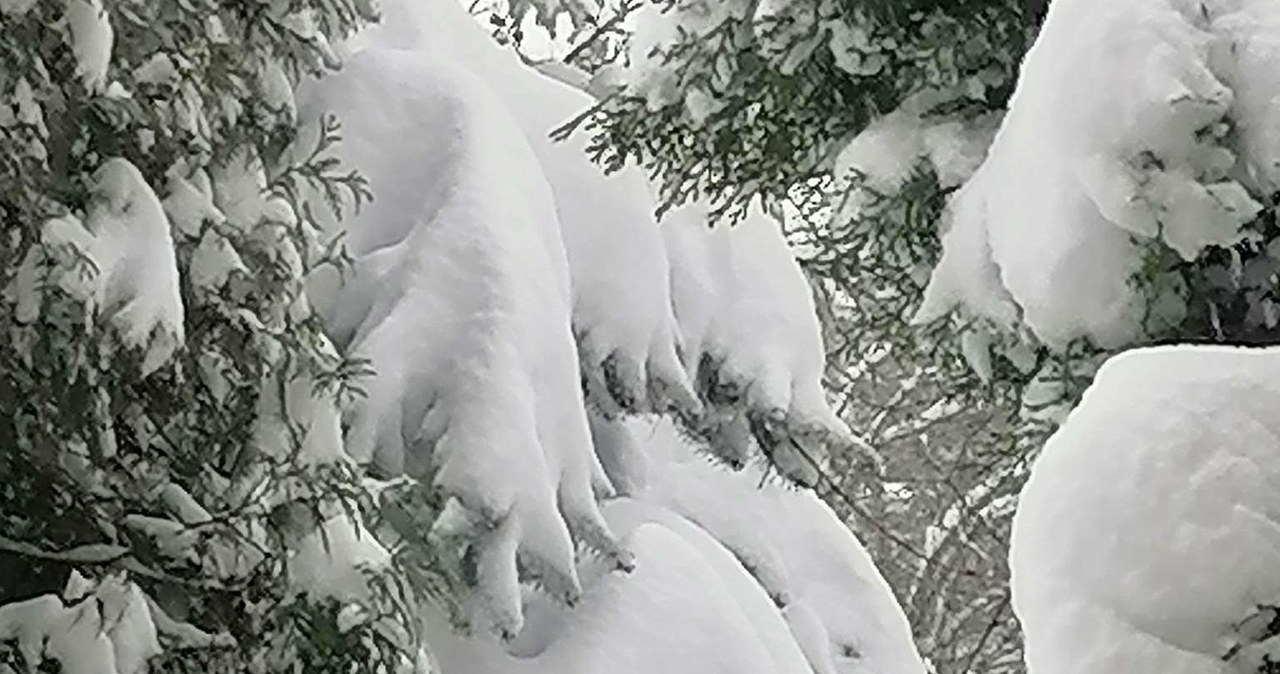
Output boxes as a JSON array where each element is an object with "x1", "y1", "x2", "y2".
[
  {"x1": 563, "y1": 0, "x2": 1039, "y2": 218},
  {"x1": 0, "y1": 1, "x2": 432, "y2": 672},
  {"x1": 565, "y1": 1, "x2": 1045, "y2": 670}
]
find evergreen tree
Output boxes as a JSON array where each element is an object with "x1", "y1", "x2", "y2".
[
  {"x1": 560, "y1": 0, "x2": 1280, "y2": 671},
  {"x1": 0, "y1": 1, "x2": 429, "y2": 671}
]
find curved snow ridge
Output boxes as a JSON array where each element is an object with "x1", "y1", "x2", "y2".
[
  {"x1": 662, "y1": 200, "x2": 853, "y2": 485},
  {"x1": 357, "y1": 0, "x2": 698, "y2": 420},
  {"x1": 916, "y1": 0, "x2": 1280, "y2": 352},
  {"x1": 1011, "y1": 345, "x2": 1280, "y2": 674},
  {"x1": 424, "y1": 418, "x2": 925, "y2": 674},
  {"x1": 295, "y1": 48, "x2": 625, "y2": 638}
]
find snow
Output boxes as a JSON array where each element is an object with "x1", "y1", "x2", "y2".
[
  {"x1": 1214, "y1": 1, "x2": 1280, "y2": 191},
  {"x1": 637, "y1": 420, "x2": 925, "y2": 674},
  {"x1": 915, "y1": 0, "x2": 1280, "y2": 350},
  {"x1": 427, "y1": 522, "x2": 790, "y2": 674},
  {"x1": 616, "y1": 2, "x2": 751, "y2": 117},
  {"x1": 134, "y1": 53, "x2": 179, "y2": 88},
  {"x1": 0, "y1": 0, "x2": 36, "y2": 16},
  {"x1": 0, "y1": 572, "x2": 161, "y2": 674},
  {"x1": 64, "y1": 0, "x2": 113, "y2": 92},
  {"x1": 293, "y1": 47, "x2": 624, "y2": 637},
  {"x1": 28, "y1": 159, "x2": 185, "y2": 374},
  {"x1": 1, "y1": 76, "x2": 48, "y2": 141},
  {"x1": 661, "y1": 200, "x2": 852, "y2": 483},
  {"x1": 834, "y1": 108, "x2": 928, "y2": 193},
  {"x1": 86, "y1": 159, "x2": 184, "y2": 373},
  {"x1": 282, "y1": 1, "x2": 912, "y2": 665},
  {"x1": 291, "y1": 514, "x2": 392, "y2": 603},
  {"x1": 252, "y1": 364, "x2": 346, "y2": 467},
  {"x1": 424, "y1": 417, "x2": 925, "y2": 674},
  {"x1": 164, "y1": 170, "x2": 248, "y2": 292},
  {"x1": 1010, "y1": 345, "x2": 1280, "y2": 674},
  {"x1": 259, "y1": 59, "x2": 297, "y2": 124},
  {"x1": 188, "y1": 227, "x2": 247, "y2": 291},
  {"x1": 356, "y1": 0, "x2": 696, "y2": 418},
  {"x1": 831, "y1": 91, "x2": 996, "y2": 209},
  {"x1": 210, "y1": 148, "x2": 273, "y2": 232}
]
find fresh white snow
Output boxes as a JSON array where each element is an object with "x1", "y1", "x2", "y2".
[
  {"x1": 915, "y1": 0, "x2": 1280, "y2": 351},
  {"x1": 425, "y1": 417, "x2": 925, "y2": 674},
  {"x1": 26, "y1": 159, "x2": 186, "y2": 375},
  {"x1": 1011, "y1": 345, "x2": 1280, "y2": 674},
  {"x1": 0, "y1": 572, "x2": 161, "y2": 674},
  {"x1": 64, "y1": 0, "x2": 113, "y2": 92},
  {"x1": 356, "y1": 0, "x2": 696, "y2": 418},
  {"x1": 293, "y1": 47, "x2": 624, "y2": 637},
  {"x1": 661, "y1": 200, "x2": 853, "y2": 483}
]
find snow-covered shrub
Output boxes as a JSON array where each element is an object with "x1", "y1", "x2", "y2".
[
  {"x1": 520, "y1": 0, "x2": 1280, "y2": 671},
  {"x1": 1011, "y1": 346, "x2": 1280, "y2": 674},
  {"x1": 916, "y1": 0, "x2": 1280, "y2": 358},
  {"x1": 4, "y1": 1, "x2": 925, "y2": 672},
  {"x1": 571, "y1": 0, "x2": 1280, "y2": 671},
  {"x1": 662, "y1": 200, "x2": 853, "y2": 485},
  {"x1": 557, "y1": 3, "x2": 1043, "y2": 666},
  {"x1": 292, "y1": 45, "x2": 631, "y2": 640},
  {"x1": 424, "y1": 417, "x2": 927, "y2": 674},
  {"x1": 0, "y1": 1, "x2": 427, "y2": 672},
  {"x1": 279, "y1": 0, "x2": 887, "y2": 660},
  {"x1": 578, "y1": 0, "x2": 1038, "y2": 218},
  {"x1": 351, "y1": 0, "x2": 698, "y2": 424}
]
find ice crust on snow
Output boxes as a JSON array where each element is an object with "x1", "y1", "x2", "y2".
[
  {"x1": 1011, "y1": 346, "x2": 1280, "y2": 674},
  {"x1": 915, "y1": 0, "x2": 1280, "y2": 350},
  {"x1": 425, "y1": 418, "x2": 925, "y2": 674}
]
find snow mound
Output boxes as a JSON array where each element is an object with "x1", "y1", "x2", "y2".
[
  {"x1": 1010, "y1": 345, "x2": 1280, "y2": 674},
  {"x1": 915, "y1": 0, "x2": 1280, "y2": 350},
  {"x1": 356, "y1": 0, "x2": 697, "y2": 418},
  {"x1": 662, "y1": 201, "x2": 852, "y2": 484},
  {"x1": 424, "y1": 418, "x2": 924, "y2": 674},
  {"x1": 294, "y1": 48, "x2": 623, "y2": 638}
]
